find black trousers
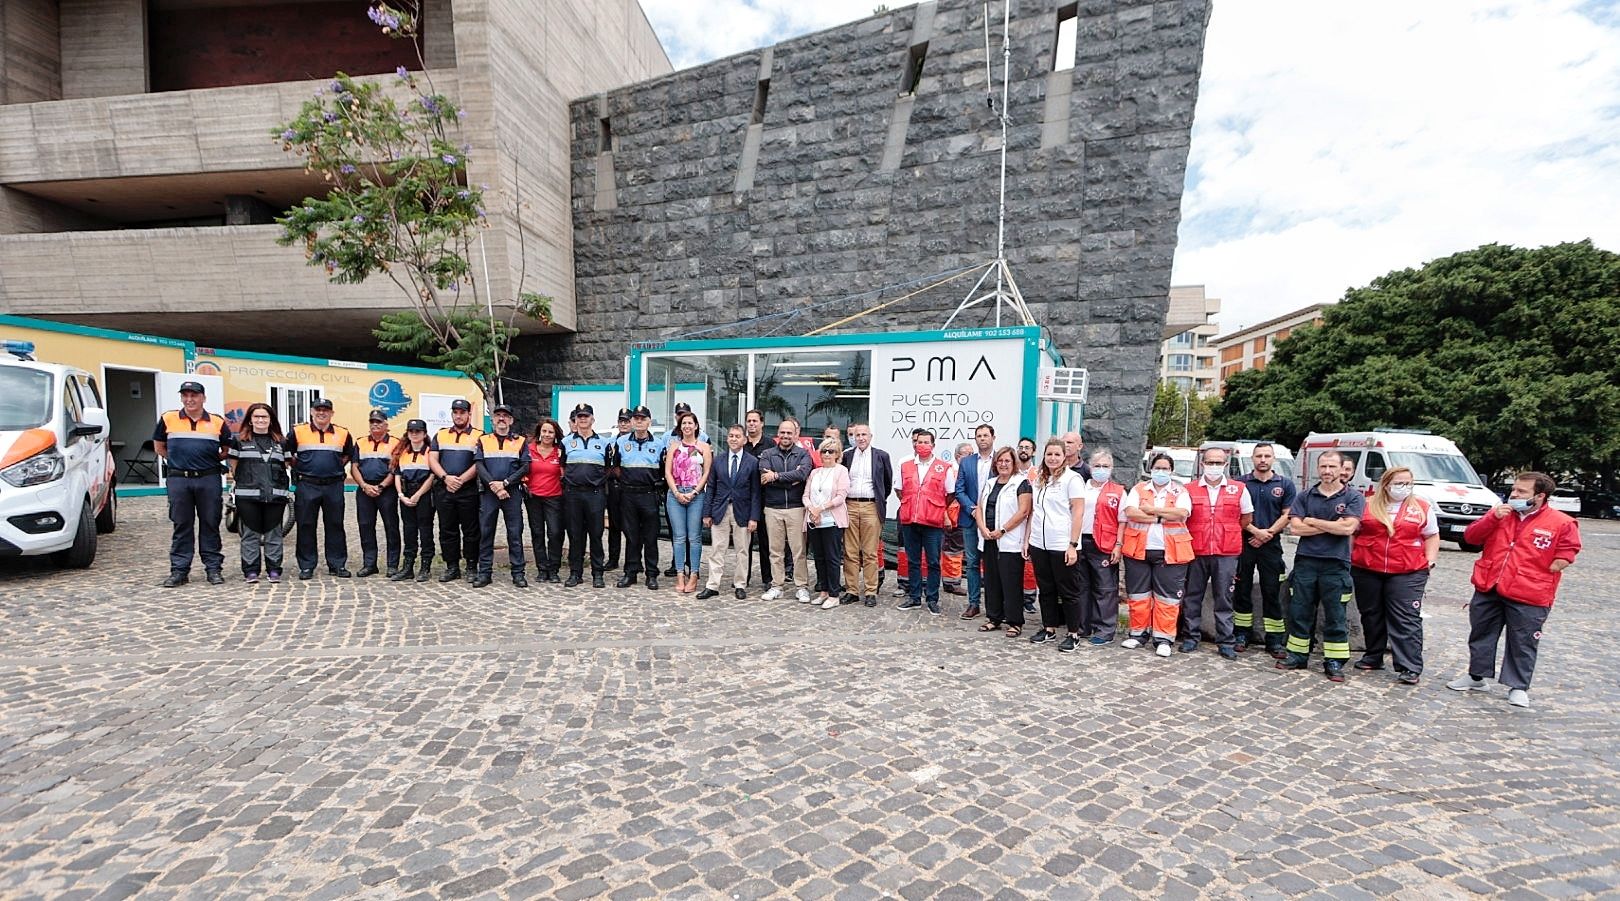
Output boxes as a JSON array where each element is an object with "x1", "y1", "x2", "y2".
[
  {"x1": 400, "y1": 491, "x2": 435, "y2": 565},
  {"x1": 167, "y1": 473, "x2": 224, "y2": 573},
  {"x1": 477, "y1": 490, "x2": 525, "y2": 575},
  {"x1": 1077, "y1": 536, "x2": 1121, "y2": 640},
  {"x1": 1235, "y1": 537, "x2": 1287, "y2": 640},
  {"x1": 356, "y1": 486, "x2": 401, "y2": 570},
  {"x1": 808, "y1": 525, "x2": 845, "y2": 596},
  {"x1": 606, "y1": 482, "x2": 623, "y2": 564},
  {"x1": 619, "y1": 489, "x2": 662, "y2": 577},
  {"x1": 981, "y1": 543, "x2": 1026, "y2": 627},
  {"x1": 435, "y1": 486, "x2": 480, "y2": 569},
  {"x1": 294, "y1": 480, "x2": 347, "y2": 572},
  {"x1": 564, "y1": 487, "x2": 607, "y2": 576},
  {"x1": 1030, "y1": 546, "x2": 1082, "y2": 634},
  {"x1": 524, "y1": 494, "x2": 564, "y2": 576},
  {"x1": 1352, "y1": 566, "x2": 1428, "y2": 674}
]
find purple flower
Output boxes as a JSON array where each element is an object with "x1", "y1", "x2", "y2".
[
  {"x1": 330, "y1": 80, "x2": 344, "y2": 93},
  {"x1": 420, "y1": 96, "x2": 439, "y2": 114},
  {"x1": 396, "y1": 65, "x2": 409, "y2": 79},
  {"x1": 456, "y1": 189, "x2": 471, "y2": 200},
  {"x1": 323, "y1": 111, "x2": 338, "y2": 123},
  {"x1": 441, "y1": 154, "x2": 457, "y2": 165},
  {"x1": 353, "y1": 214, "x2": 365, "y2": 223},
  {"x1": 475, "y1": 206, "x2": 487, "y2": 218},
  {"x1": 281, "y1": 129, "x2": 297, "y2": 140},
  {"x1": 340, "y1": 164, "x2": 357, "y2": 174},
  {"x1": 456, "y1": 109, "x2": 466, "y2": 120}
]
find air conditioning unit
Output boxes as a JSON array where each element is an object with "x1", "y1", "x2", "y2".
[{"x1": 1036, "y1": 367, "x2": 1088, "y2": 402}]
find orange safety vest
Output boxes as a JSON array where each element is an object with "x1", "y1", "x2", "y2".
[
  {"x1": 1188, "y1": 479, "x2": 1246, "y2": 557},
  {"x1": 1121, "y1": 482, "x2": 1194, "y2": 564},
  {"x1": 899, "y1": 456, "x2": 953, "y2": 528}
]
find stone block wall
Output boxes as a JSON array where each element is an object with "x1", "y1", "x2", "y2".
[{"x1": 519, "y1": 0, "x2": 1206, "y2": 456}]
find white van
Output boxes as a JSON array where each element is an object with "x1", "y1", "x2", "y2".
[
  {"x1": 0, "y1": 341, "x2": 116, "y2": 567},
  {"x1": 1198, "y1": 439, "x2": 1297, "y2": 482},
  {"x1": 1141, "y1": 446, "x2": 1198, "y2": 482},
  {"x1": 1297, "y1": 430, "x2": 1495, "y2": 549}
]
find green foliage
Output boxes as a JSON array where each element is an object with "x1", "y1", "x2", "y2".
[
  {"x1": 1208, "y1": 241, "x2": 1620, "y2": 481},
  {"x1": 1147, "y1": 382, "x2": 1216, "y2": 447}
]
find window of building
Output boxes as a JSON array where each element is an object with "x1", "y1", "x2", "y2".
[
  {"x1": 1251, "y1": 337, "x2": 1267, "y2": 355},
  {"x1": 1053, "y1": 5, "x2": 1078, "y2": 72},
  {"x1": 900, "y1": 41, "x2": 928, "y2": 95},
  {"x1": 1168, "y1": 332, "x2": 1193, "y2": 348},
  {"x1": 1167, "y1": 354, "x2": 1194, "y2": 372}
]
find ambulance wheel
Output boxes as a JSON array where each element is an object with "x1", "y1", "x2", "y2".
[
  {"x1": 95, "y1": 487, "x2": 117, "y2": 534},
  {"x1": 56, "y1": 501, "x2": 97, "y2": 569}
]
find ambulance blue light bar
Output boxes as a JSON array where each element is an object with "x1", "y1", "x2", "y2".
[{"x1": 3, "y1": 340, "x2": 37, "y2": 360}]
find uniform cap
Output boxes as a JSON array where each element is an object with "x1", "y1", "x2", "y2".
[
  {"x1": 406, "y1": 418, "x2": 429, "y2": 432},
  {"x1": 311, "y1": 397, "x2": 334, "y2": 410},
  {"x1": 631, "y1": 405, "x2": 652, "y2": 418},
  {"x1": 368, "y1": 408, "x2": 387, "y2": 422},
  {"x1": 571, "y1": 402, "x2": 594, "y2": 419},
  {"x1": 449, "y1": 399, "x2": 473, "y2": 412},
  {"x1": 178, "y1": 380, "x2": 205, "y2": 394},
  {"x1": 674, "y1": 402, "x2": 693, "y2": 414},
  {"x1": 617, "y1": 407, "x2": 633, "y2": 422},
  {"x1": 492, "y1": 403, "x2": 514, "y2": 416}
]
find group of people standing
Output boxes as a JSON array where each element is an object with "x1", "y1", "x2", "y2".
[{"x1": 156, "y1": 381, "x2": 1583, "y2": 707}]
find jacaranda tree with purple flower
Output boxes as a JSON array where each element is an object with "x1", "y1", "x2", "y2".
[{"x1": 272, "y1": 1, "x2": 549, "y2": 402}]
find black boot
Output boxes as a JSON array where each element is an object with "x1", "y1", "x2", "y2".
[
  {"x1": 391, "y1": 560, "x2": 415, "y2": 582},
  {"x1": 415, "y1": 560, "x2": 433, "y2": 583},
  {"x1": 439, "y1": 565, "x2": 462, "y2": 583},
  {"x1": 512, "y1": 571, "x2": 528, "y2": 588},
  {"x1": 161, "y1": 570, "x2": 188, "y2": 588}
]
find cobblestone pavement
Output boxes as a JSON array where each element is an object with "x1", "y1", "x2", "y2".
[{"x1": 1, "y1": 497, "x2": 1617, "y2": 900}]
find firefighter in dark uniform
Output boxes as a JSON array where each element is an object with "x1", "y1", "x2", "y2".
[
  {"x1": 562, "y1": 402, "x2": 613, "y2": 587},
  {"x1": 474, "y1": 404, "x2": 531, "y2": 588},
  {"x1": 392, "y1": 419, "x2": 437, "y2": 582},
  {"x1": 153, "y1": 380, "x2": 235, "y2": 586},
  {"x1": 429, "y1": 399, "x2": 482, "y2": 583},
  {"x1": 614, "y1": 405, "x2": 665, "y2": 590},
  {"x1": 285, "y1": 397, "x2": 356, "y2": 579},
  {"x1": 604, "y1": 407, "x2": 632, "y2": 571},
  {"x1": 351, "y1": 408, "x2": 401, "y2": 578}
]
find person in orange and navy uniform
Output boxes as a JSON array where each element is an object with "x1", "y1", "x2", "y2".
[
  {"x1": 153, "y1": 380, "x2": 236, "y2": 587},
  {"x1": 351, "y1": 409, "x2": 402, "y2": 578},
  {"x1": 392, "y1": 419, "x2": 437, "y2": 583},
  {"x1": 474, "y1": 404, "x2": 530, "y2": 588},
  {"x1": 429, "y1": 399, "x2": 482, "y2": 583},
  {"x1": 285, "y1": 397, "x2": 356, "y2": 579}
]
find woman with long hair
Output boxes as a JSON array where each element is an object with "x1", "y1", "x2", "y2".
[
  {"x1": 976, "y1": 446, "x2": 1032, "y2": 637},
  {"x1": 230, "y1": 403, "x2": 290, "y2": 584},
  {"x1": 803, "y1": 437, "x2": 850, "y2": 609},
  {"x1": 1350, "y1": 466, "x2": 1439, "y2": 684},
  {"x1": 525, "y1": 418, "x2": 566, "y2": 583},
  {"x1": 1121, "y1": 452, "x2": 1193, "y2": 657},
  {"x1": 1023, "y1": 438, "x2": 1085, "y2": 650},
  {"x1": 391, "y1": 419, "x2": 437, "y2": 582},
  {"x1": 664, "y1": 411, "x2": 714, "y2": 593}
]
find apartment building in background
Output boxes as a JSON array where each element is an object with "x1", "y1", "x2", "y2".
[
  {"x1": 1160, "y1": 284, "x2": 1221, "y2": 396},
  {"x1": 0, "y1": 0, "x2": 669, "y2": 352},
  {"x1": 1213, "y1": 302, "x2": 1331, "y2": 390}
]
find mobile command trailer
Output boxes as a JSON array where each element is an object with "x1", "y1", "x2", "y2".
[
  {"x1": 1298, "y1": 430, "x2": 1497, "y2": 550},
  {"x1": 626, "y1": 326, "x2": 1083, "y2": 512}
]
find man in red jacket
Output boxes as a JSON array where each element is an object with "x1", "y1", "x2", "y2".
[{"x1": 1447, "y1": 472, "x2": 1581, "y2": 709}]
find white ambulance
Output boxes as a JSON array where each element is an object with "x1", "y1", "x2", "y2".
[
  {"x1": 1297, "y1": 429, "x2": 1496, "y2": 550},
  {"x1": 1198, "y1": 439, "x2": 1297, "y2": 482}
]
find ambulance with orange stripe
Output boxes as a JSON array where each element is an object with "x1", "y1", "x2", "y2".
[{"x1": 0, "y1": 341, "x2": 116, "y2": 567}]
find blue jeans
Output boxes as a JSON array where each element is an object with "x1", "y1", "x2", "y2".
[
  {"x1": 961, "y1": 524, "x2": 982, "y2": 605},
  {"x1": 667, "y1": 489, "x2": 708, "y2": 573},
  {"x1": 902, "y1": 523, "x2": 944, "y2": 605}
]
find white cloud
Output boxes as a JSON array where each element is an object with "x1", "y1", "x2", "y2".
[
  {"x1": 640, "y1": 0, "x2": 918, "y2": 71},
  {"x1": 1176, "y1": 0, "x2": 1620, "y2": 332}
]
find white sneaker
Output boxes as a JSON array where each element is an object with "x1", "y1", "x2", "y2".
[
  {"x1": 1155, "y1": 642, "x2": 1172, "y2": 658},
  {"x1": 762, "y1": 586, "x2": 783, "y2": 601},
  {"x1": 796, "y1": 588, "x2": 812, "y2": 604},
  {"x1": 1121, "y1": 637, "x2": 1141, "y2": 650},
  {"x1": 820, "y1": 596, "x2": 839, "y2": 610},
  {"x1": 1507, "y1": 689, "x2": 1530, "y2": 708},
  {"x1": 1446, "y1": 675, "x2": 1488, "y2": 692}
]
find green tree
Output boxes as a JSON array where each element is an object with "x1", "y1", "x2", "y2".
[
  {"x1": 1208, "y1": 241, "x2": 1620, "y2": 483},
  {"x1": 271, "y1": 1, "x2": 549, "y2": 403},
  {"x1": 1147, "y1": 382, "x2": 1216, "y2": 447}
]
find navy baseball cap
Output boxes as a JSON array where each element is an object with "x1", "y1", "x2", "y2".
[
  {"x1": 368, "y1": 408, "x2": 387, "y2": 422},
  {"x1": 311, "y1": 397, "x2": 334, "y2": 410},
  {"x1": 178, "y1": 381, "x2": 205, "y2": 394},
  {"x1": 631, "y1": 405, "x2": 652, "y2": 418},
  {"x1": 406, "y1": 418, "x2": 428, "y2": 431},
  {"x1": 492, "y1": 403, "x2": 514, "y2": 416},
  {"x1": 450, "y1": 399, "x2": 472, "y2": 412},
  {"x1": 571, "y1": 403, "x2": 594, "y2": 419}
]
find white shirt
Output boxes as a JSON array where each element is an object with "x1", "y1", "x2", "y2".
[
  {"x1": 726, "y1": 451, "x2": 743, "y2": 478},
  {"x1": 1079, "y1": 478, "x2": 1113, "y2": 534},
  {"x1": 1127, "y1": 481, "x2": 1192, "y2": 551},
  {"x1": 975, "y1": 452, "x2": 993, "y2": 500},
  {"x1": 847, "y1": 446, "x2": 874, "y2": 498},
  {"x1": 1029, "y1": 469, "x2": 1085, "y2": 551},
  {"x1": 905, "y1": 455, "x2": 958, "y2": 499},
  {"x1": 1201, "y1": 476, "x2": 1255, "y2": 515}
]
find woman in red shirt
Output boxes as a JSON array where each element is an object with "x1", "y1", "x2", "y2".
[
  {"x1": 525, "y1": 418, "x2": 566, "y2": 583},
  {"x1": 1350, "y1": 467, "x2": 1439, "y2": 685}
]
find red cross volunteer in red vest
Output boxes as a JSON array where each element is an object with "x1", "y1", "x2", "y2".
[
  {"x1": 895, "y1": 429, "x2": 957, "y2": 616},
  {"x1": 1177, "y1": 446, "x2": 1253, "y2": 659},
  {"x1": 1351, "y1": 467, "x2": 1439, "y2": 686},
  {"x1": 1076, "y1": 449, "x2": 1126, "y2": 645},
  {"x1": 1447, "y1": 471, "x2": 1581, "y2": 709},
  {"x1": 1121, "y1": 452, "x2": 1194, "y2": 658}
]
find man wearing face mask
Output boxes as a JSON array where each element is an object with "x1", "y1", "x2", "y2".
[
  {"x1": 896, "y1": 429, "x2": 957, "y2": 616},
  {"x1": 1446, "y1": 471, "x2": 1581, "y2": 709},
  {"x1": 1178, "y1": 447, "x2": 1253, "y2": 659},
  {"x1": 1279, "y1": 450, "x2": 1364, "y2": 682}
]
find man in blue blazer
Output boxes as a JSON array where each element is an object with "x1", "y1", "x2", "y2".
[
  {"x1": 954, "y1": 423, "x2": 997, "y2": 618},
  {"x1": 699, "y1": 424, "x2": 763, "y2": 600},
  {"x1": 840, "y1": 424, "x2": 893, "y2": 607}
]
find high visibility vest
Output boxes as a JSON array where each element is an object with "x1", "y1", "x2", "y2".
[
  {"x1": 1466, "y1": 504, "x2": 1580, "y2": 607},
  {"x1": 899, "y1": 457, "x2": 953, "y2": 528},
  {"x1": 1121, "y1": 482, "x2": 1194, "y2": 564},
  {"x1": 1090, "y1": 481, "x2": 1126, "y2": 548},
  {"x1": 1351, "y1": 497, "x2": 1432, "y2": 574},
  {"x1": 1188, "y1": 479, "x2": 1246, "y2": 557}
]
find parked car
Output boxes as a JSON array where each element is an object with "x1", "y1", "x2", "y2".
[
  {"x1": 1549, "y1": 488, "x2": 1583, "y2": 515},
  {"x1": 0, "y1": 341, "x2": 116, "y2": 568},
  {"x1": 1298, "y1": 429, "x2": 1496, "y2": 551}
]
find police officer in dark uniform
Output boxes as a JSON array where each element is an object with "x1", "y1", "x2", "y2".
[
  {"x1": 153, "y1": 380, "x2": 235, "y2": 586},
  {"x1": 561, "y1": 403, "x2": 613, "y2": 587},
  {"x1": 393, "y1": 418, "x2": 437, "y2": 582},
  {"x1": 429, "y1": 399, "x2": 482, "y2": 583},
  {"x1": 474, "y1": 403, "x2": 531, "y2": 588},
  {"x1": 614, "y1": 405, "x2": 664, "y2": 590},
  {"x1": 604, "y1": 407, "x2": 632, "y2": 571},
  {"x1": 285, "y1": 397, "x2": 356, "y2": 579},
  {"x1": 351, "y1": 409, "x2": 401, "y2": 578}
]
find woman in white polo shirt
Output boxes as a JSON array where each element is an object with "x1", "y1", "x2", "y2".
[
  {"x1": 975, "y1": 446, "x2": 1033, "y2": 637},
  {"x1": 1023, "y1": 438, "x2": 1086, "y2": 651}
]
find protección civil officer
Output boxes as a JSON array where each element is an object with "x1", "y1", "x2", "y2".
[{"x1": 153, "y1": 380, "x2": 236, "y2": 586}]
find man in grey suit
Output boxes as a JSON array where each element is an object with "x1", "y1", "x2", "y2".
[
  {"x1": 698, "y1": 424, "x2": 762, "y2": 600},
  {"x1": 953, "y1": 423, "x2": 997, "y2": 618}
]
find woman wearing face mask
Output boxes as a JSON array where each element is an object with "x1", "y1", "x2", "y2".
[
  {"x1": 1350, "y1": 467, "x2": 1439, "y2": 684},
  {"x1": 230, "y1": 403, "x2": 291, "y2": 584},
  {"x1": 1120, "y1": 453, "x2": 1194, "y2": 657},
  {"x1": 1022, "y1": 438, "x2": 1085, "y2": 650},
  {"x1": 1076, "y1": 450, "x2": 1126, "y2": 645}
]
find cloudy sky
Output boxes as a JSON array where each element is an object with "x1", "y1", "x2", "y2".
[{"x1": 640, "y1": 0, "x2": 1620, "y2": 332}]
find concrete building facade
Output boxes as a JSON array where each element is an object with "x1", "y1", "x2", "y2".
[
  {"x1": 1160, "y1": 283, "x2": 1219, "y2": 396},
  {"x1": 1214, "y1": 301, "x2": 1330, "y2": 390},
  {"x1": 0, "y1": 0, "x2": 669, "y2": 351},
  {"x1": 524, "y1": 0, "x2": 1213, "y2": 456}
]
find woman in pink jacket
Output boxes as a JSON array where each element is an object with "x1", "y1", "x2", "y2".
[{"x1": 804, "y1": 437, "x2": 851, "y2": 610}]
